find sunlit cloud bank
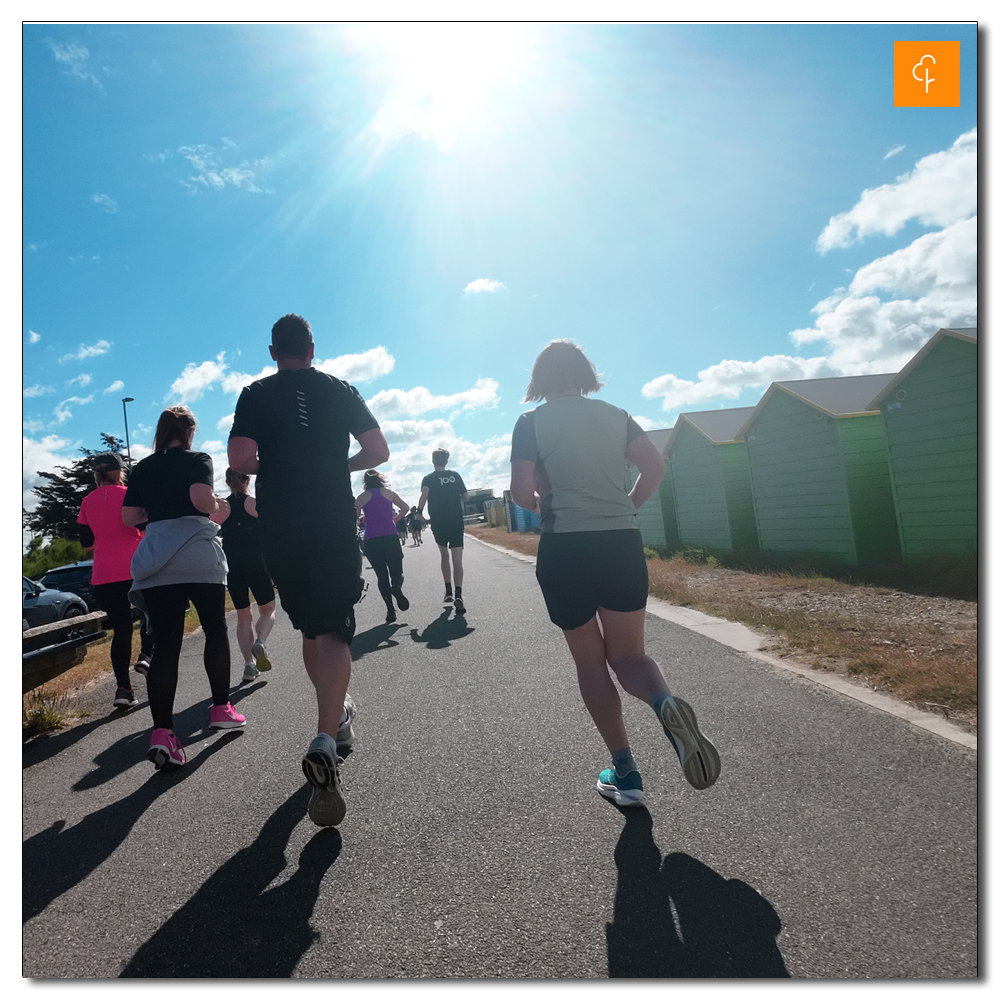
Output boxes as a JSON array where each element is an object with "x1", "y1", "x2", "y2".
[
  {"x1": 366, "y1": 377, "x2": 499, "y2": 419},
  {"x1": 23, "y1": 433, "x2": 78, "y2": 517},
  {"x1": 642, "y1": 130, "x2": 977, "y2": 413},
  {"x1": 316, "y1": 346, "x2": 395, "y2": 382}
]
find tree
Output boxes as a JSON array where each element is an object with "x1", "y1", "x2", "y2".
[{"x1": 23, "y1": 433, "x2": 127, "y2": 543}]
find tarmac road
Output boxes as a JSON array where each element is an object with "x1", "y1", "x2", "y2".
[{"x1": 22, "y1": 534, "x2": 978, "y2": 979}]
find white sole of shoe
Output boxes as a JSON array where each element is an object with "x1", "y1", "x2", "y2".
[
  {"x1": 307, "y1": 784, "x2": 346, "y2": 826},
  {"x1": 596, "y1": 779, "x2": 646, "y2": 806},
  {"x1": 660, "y1": 696, "x2": 721, "y2": 790}
]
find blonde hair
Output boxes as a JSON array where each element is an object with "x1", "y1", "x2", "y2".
[
  {"x1": 523, "y1": 340, "x2": 604, "y2": 402},
  {"x1": 226, "y1": 467, "x2": 251, "y2": 493}
]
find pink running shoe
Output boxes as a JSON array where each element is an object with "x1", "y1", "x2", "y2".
[
  {"x1": 209, "y1": 702, "x2": 246, "y2": 730},
  {"x1": 148, "y1": 729, "x2": 186, "y2": 770}
]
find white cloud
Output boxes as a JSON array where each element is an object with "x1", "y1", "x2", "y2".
[
  {"x1": 366, "y1": 377, "x2": 499, "y2": 419},
  {"x1": 178, "y1": 143, "x2": 268, "y2": 194},
  {"x1": 59, "y1": 339, "x2": 111, "y2": 363},
  {"x1": 53, "y1": 395, "x2": 94, "y2": 424},
  {"x1": 23, "y1": 385, "x2": 54, "y2": 398},
  {"x1": 379, "y1": 418, "x2": 455, "y2": 444},
  {"x1": 29, "y1": 331, "x2": 40, "y2": 344},
  {"x1": 221, "y1": 365, "x2": 277, "y2": 395},
  {"x1": 48, "y1": 41, "x2": 103, "y2": 90},
  {"x1": 169, "y1": 354, "x2": 227, "y2": 402},
  {"x1": 316, "y1": 346, "x2": 395, "y2": 382},
  {"x1": 817, "y1": 128, "x2": 976, "y2": 252},
  {"x1": 23, "y1": 433, "x2": 78, "y2": 517},
  {"x1": 91, "y1": 193, "x2": 119, "y2": 213},
  {"x1": 884, "y1": 145, "x2": 906, "y2": 160},
  {"x1": 633, "y1": 415, "x2": 656, "y2": 432},
  {"x1": 217, "y1": 413, "x2": 235, "y2": 432},
  {"x1": 464, "y1": 278, "x2": 506, "y2": 294},
  {"x1": 67, "y1": 374, "x2": 92, "y2": 388},
  {"x1": 104, "y1": 380, "x2": 124, "y2": 394}
]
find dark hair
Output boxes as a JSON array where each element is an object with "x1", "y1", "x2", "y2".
[
  {"x1": 363, "y1": 469, "x2": 387, "y2": 490},
  {"x1": 154, "y1": 405, "x2": 197, "y2": 451},
  {"x1": 432, "y1": 448, "x2": 449, "y2": 468},
  {"x1": 523, "y1": 340, "x2": 604, "y2": 402},
  {"x1": 271, "y1": 313, "x2": 314, "y2": 360},
  {"x1": 225, "y1": 467, "x2": 251, "y2": 492}
]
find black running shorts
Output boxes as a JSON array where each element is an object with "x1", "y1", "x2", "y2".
[
  {"x1": 260, "y1": 527, "x2": 363, "y2": 642},
  {"x1": 534, "y1": 528, "x2": 648, "y2": 631},
  {"x1": 431, "y1": 519, "x2": 464, "y2": 549},
  {"x1": 226, "y1": 560, "x2": 275, "y2": 611}
]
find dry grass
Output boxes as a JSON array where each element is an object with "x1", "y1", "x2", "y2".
[{"x1": 467, "y1": 524, "x2": 978, "y2": 731}]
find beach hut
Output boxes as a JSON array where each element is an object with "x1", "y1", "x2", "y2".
[
  {"x1": 736, "y1": 374, "x2": 899, "y2": 565},
  {"x1": 624, "y1": 427, "x2": 680, "y2": 552},
  {"x1": 868, "y1": 327, "x2": 978, "y2": 559},
  {"x1": 663, "y1": 408, "x2": 759, "y2": 552}
]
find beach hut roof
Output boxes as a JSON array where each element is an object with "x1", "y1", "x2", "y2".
[{"x1": 867, "y1": 327, "x2": 978, "y2": 408}]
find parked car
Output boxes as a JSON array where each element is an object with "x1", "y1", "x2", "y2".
[
  {"x1": 22, "y1": 577, "x2": 89, "y2": 629},
  {"x1": 38, "y1": 561, "x2": 97, "y2": 611}
]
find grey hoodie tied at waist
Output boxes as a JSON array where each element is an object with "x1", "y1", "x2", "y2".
[{"x1": 129, "y1": 515, "x2": 228, "y2": 592}]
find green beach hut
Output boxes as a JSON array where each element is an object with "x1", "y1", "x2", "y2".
[
  {"x1": 625, "y1": 427, "x2": 679, "y2": 552},
  {"x1": 736, "y1": 374, "x2": 899, "y2": 565},
  {"x1": 663, "y1": 407, "x2": 759, "y2": 553},
  {"x1": 868, "y1": 327, "x2": 978, "y2": 559}
]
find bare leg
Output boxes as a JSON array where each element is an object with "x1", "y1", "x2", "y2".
[
  {"x1": 255, "y1": 600, "x2": 276, "y2": 645},
  {"x1": 598, "y1": 607, "x2": 670, "y2": 703},
  {"x1": 563, "y1": 616, "x2": 629, "y2": 754},
  {"x1": 437, "y1": 544, "x2": 452, "y2": 586},
  {"x1": 302, "y1": 632, "x2": 351, "y2": 738},
  {"x1": 235, "y1": 606, "x2": 254, "y2": 663},
  {"x1": 451, "y1": 547, "x2": 464, "y2": 589}
]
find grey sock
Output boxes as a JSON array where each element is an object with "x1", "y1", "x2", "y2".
[
  {"x1": 651, "y1": 692, "x2": 671, "y2": 719},
  {"x1": 611, "y1": 747, "x2": 638, "y2": 776}
]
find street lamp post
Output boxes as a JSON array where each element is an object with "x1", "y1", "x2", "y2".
[{"x1": 121, "y1": 397, "x2": 134, "y2": 470}]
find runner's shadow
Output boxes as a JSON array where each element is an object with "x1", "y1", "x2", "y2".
[
  {"x1": 605, "y1": 808, "x2": 788, "y2": 977},
  {"x1": 23, "y1": 732, "x2": 242, "y2": 923},
  {"x1": 350, "y1": 622, "x2": 405, "y2": 661},
  {"x1": 121, "y1": 785, "x2": 341, "y2": 977},
  {"x1": 409, "y1": 610, "x2": 476, "y2": 650},
  {"x1": 23, "y1": 708, "x2": 144, "y2": 771}
]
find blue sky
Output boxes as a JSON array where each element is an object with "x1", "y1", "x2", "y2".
[{"x1": 22, "y1": 22, "x2": 978, "y2": 522}]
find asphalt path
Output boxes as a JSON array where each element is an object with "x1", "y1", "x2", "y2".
[{"x1": 22, "y1": 534, "x2": 977, "y2": 978}]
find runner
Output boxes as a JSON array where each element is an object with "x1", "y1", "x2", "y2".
[
  {"x1": 215, "y1": 467, "x2": 277, "y2": 682},
  {"x1": 417, "y1": 449, "x2": 468, "y2": 614},
  {"x1": 509, "y1": 339, "x2": 720, "y2": 806},
  {"x1": 228, "y1": 313, "x2": 389, "y2": 827},
  {"x1": 355, "y1": 470, "x2": 410, "y2": 623},
  {"x1": 122, "y1": 405, "x2": 241, "y2": 770},
  {"x1": 407, "y1": 506, "x2": 424, "y2": 546},
  {"x1": 76, "y1": 451, "x2": 152, "y2": 709}
]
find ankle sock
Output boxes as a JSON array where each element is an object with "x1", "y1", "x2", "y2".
[
  {"x1": 611, "y1": 747, "x2": 638, "y2": 776},
  {"x1": 651, "y1": 692, "x2": 672, "y2": 719},
  {"x1": 455, "y1": 586, "x2": 463, "y2": 598},
  {"x1": 444, "y1": 584, "x2": 453, "y2": 595}
]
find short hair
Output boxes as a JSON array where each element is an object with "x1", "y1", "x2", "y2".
[
  {"x1": 432, "y1": 448, "x2": 449, "y2": 468},
  {"x1": 93, "y1": 451, "x2": 123, "y2": 486},
  {"x1": 154, "y1": 405, "x2": 197, "y2": 451},
  {"x1": 363, "y1": 469, "x2": 387, "y2": 490},
  {"x1": 523, "y1": 340, "x2": 604, "y2": 403},
  {"x1": 225, "y1": 467, "x2": 250, "y2": 492},
  {"x1": 271, "y1": 313, "x2": 314, "y2": 360}
]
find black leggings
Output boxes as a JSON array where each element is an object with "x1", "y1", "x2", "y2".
[
  {"x1": 363, "y1": 533, "x2": 404, "y2": 607},
  {"x1": 93, "y1": 579, "x2": 152, "y2": 689},
  {"x1": 141, "y1": 582, "x2": 230, "y2": 730}
]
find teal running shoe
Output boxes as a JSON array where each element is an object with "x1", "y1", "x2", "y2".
[{"x1": 597, "y1": 767, "x2": 645, "y2": 806}]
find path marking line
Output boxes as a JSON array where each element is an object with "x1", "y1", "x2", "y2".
[{"x1": 467, "y1": 534, "x2": 976, "y2": 752}]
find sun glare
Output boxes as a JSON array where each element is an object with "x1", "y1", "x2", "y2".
[{"x1": 342, "y1": 24, "x2": 536, "y2": 152}]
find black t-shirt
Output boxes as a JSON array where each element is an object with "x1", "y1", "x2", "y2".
[
  {"x1": 229, "y1": 367, "x2": 379, "y2": 530},
  {"x1": 420, "y1": 469, "x2": 467, "y2": 523},
  {"x1": 122, "y1": 450, "x2": 214, "y2": 523}
]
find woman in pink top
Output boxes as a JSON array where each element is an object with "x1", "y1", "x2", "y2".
[
  {"x1": 354, "y1": 470, "x2": 410, "y2": 624},
  {"x1": 77, "y1": 451, "x2": 151, "y2": 709}
]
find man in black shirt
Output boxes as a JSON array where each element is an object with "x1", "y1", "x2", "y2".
[
  {"x1": 417, "y1": 449, "x2": 469, "y2": 613},
  {"x1": 229, "y1": 314, "x2": 389, "y2": 827}
]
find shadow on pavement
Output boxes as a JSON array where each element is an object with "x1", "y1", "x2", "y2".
[
  {"x1": 350, "y1": 622, "x2": 406, "y2": 661},
  {"x1": 23, "y1": 731, "x2": 242, "y2": 923},
  {"x1": 23, "y1": 707, "x2": 143, "y2": 771},
  {"x1": 121, "y1": 785, "x2": 341, "y2": 977},
  {"x1": 605, "y1": 808, "x2": 789, "y2": 977},
  {"x1": 409, "y1": 609, "x2": 476, "y2": 650}
]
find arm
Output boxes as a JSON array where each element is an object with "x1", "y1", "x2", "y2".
[
  {"x1": 354, "y1": 490, "x2": 371, "y2": 517},
  {"x1": 122, "y1": 505, "x2": 148, "y2": 527},
  {"x1": 510, "y1": 459, "x2": 539, "y2": 512},
  {"x1": 228, "y1": 436, "x2": 260, "y2": 475},
  {"x1": 190, "y1": 482, "x2": 228, "y2": 518},
  {"x1": 347, "y1": 427, "x2": 390, "y2": 473},
  {"x1": 78, "y1": 524, "x2": 95, "y2": 550},
  {"x1": 416, "y1": 486, "x2": 429, "y2": 517},
  {"x1": 387, "y1": 490, "x2": 409, "y2": 522},
  {"x1": 244, "y1": 496, "x2": 258, "y2": 518},
  {"x1": 625, "y1": 434, "x2": 666, "y2": 509}
]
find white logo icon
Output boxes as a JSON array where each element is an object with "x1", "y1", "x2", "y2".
[{"x1": 912, "y1": 54, "x2": 936, "y2": 93}]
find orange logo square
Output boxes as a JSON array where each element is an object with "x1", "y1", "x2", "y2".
[{"x1": 894, "y1": 41, "x2": 960, "y2": 107}]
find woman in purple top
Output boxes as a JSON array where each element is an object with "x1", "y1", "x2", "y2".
[{"x1": 355, "y1": 470, "x2": 410, "y2": 624}]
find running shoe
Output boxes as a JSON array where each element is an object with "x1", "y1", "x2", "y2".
[
  {"x1": 336, "y1": 694, "x2": 357, "y2": 749},
  {"x1": 443, "y1": 590, "x2": 453, "y2": 605},
  {"x1": 597, "y1": 767, "x2": 646, "y2": 806},
  {"x1": 454, "y1": 595, "x2": 466, "y2": 615},
  {"x1": 113, "y1": 686, "x2": 138, "y2": 709},
  {"x1": 385, "y1": 607, "x2": 397, "y2": 624},
  {"x1": 658, "y1": 695, "x2": 721, "y2": 790},
  {"x1": 242, "y1": 662, "x2": 259, "y2": 682},
  {"x1": 133, "y1": 655, "x2": 150, "y2": 677},
  {"x1": 209, "y1": 702, "x2": 247, "y2": 730},
  {"x1": 391, "y1": 587, "x2": 409, "y2": 611},
  {"x1": 148, "y1": 729, "x2": 186, "y2": 770},
  {"x1": 302, "y1": 734, "x2": 346, "y2": 826},
  {"x1": 251, "y1": 640, "x2": 272, "y2": 672},
  {"x1": 307, "y1": 782, "x2": 346, "y2": 827}
]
